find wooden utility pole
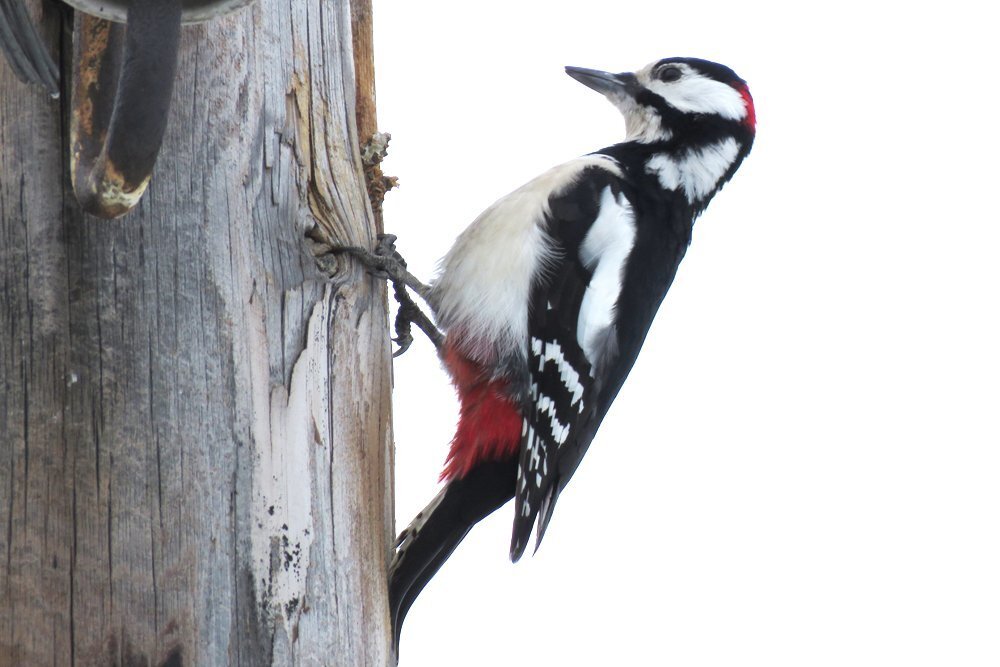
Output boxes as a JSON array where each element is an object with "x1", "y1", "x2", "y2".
[{"x1": 0, "y1": 1, "x2": 394, "y2": 665}]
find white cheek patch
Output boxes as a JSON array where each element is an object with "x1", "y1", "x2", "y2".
[
  {"x1": 577, "y1": 187, "x2": 636, "y2": 367},
  {"x1": 643, "y1": 69, "x2": 748, "y2": 122},
  {"x1": 645, "y1": 137, "x2": 740, "y2": 202}
]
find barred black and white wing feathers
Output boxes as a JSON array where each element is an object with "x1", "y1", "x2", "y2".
[
  {"x1": 512, "y1": 251, "x2": 595, "y2": 561},
  {"x1": 510, "y1": 167, "x2": 635, "y2": 561}
]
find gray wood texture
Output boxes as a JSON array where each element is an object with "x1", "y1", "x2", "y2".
[{"x1": 0, "y1": 1, "x2": 394, "y2": 665}]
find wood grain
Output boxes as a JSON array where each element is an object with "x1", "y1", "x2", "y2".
[{"x1": 0, "y1": 0, "x2": 393, "y2": 664}]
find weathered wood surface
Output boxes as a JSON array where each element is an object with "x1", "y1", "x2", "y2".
[{"x1": 0, "y1": 1, "x2": 394, "y2": 665}]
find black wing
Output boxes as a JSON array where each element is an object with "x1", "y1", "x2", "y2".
[
  {"x1": 510, "y1": 166, "x2": 631, "y2": 561},
  {"x1": 0, "y1": 0, "x2": 59, "y2": 97}
]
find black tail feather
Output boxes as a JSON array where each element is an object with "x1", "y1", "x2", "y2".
[{"x1": 389, "y1": 458, "x2": 516, "y2": 654}]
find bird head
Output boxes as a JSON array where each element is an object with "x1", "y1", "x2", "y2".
[{"x1": 565, "y1": 57, "x2": 755, "y2": 144}]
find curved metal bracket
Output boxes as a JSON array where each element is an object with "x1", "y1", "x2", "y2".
[
  {"x1": 3, "y1": 0, "x2": 253, "y2": 218},
  {"x1": 62, "y1": 0, "x2": 254, "y2": 25},
  {"x1": 70, "y1": 0, "x2": 181, "y2": 218}
]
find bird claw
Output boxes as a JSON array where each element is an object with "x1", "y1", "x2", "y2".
[
  {"x1": 392, "y1": 334, "x2": 413, "y2": 358},
  {"x1": 338, "y1": 233, "x2": 412, "y2": 285},
  {"x1": 391, "y1": 283, "x2": 418, "y2": 357},
  {"x1": 375, "y1": 233, "x2": 400, "y2": 258},
  {"x1": 330, "y1": 233, "x2": 443, "y2": 356}
]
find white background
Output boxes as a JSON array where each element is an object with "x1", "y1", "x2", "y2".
[{"x1": 373, "y1": 1, "x2": 1000, "y2": 664}]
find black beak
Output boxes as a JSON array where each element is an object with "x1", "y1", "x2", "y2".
[{"x1": 564, "y1": 66, "x2": 632, "y2": 96}]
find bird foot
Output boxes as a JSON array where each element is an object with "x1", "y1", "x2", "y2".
[{"x1": 333, "y1": 234, "x2": 444, "y2": 356}]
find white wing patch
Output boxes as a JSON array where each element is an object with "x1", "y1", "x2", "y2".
[
  {"x1": 577, "y1": 187, "x2": 636, "y2": 367},
  {"x1": 432, "y1": 155, "x2": 623, "y2": 363},
  {"x1": 645, "y1": 137, "x2": 740, "y2": 202}
]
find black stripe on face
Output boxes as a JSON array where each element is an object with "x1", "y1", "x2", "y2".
[{"x1": 632, "y1": 87, "x2": 753, "y2": 150}]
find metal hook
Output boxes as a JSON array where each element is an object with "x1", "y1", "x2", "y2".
[
  {"x1": 2, "y1": 0, "x2": 255, "y2": 219},
  {"x1": 70, "y1": 0, "x2": 182, "y2": 218}
]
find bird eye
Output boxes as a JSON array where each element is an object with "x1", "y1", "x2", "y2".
[{"x1": 656, "y1": 66, "x2": 682, "y2": 82}]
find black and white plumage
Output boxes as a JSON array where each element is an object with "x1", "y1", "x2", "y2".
[{"x1": 387, "y1": 56, "x2": 756, "y2": 649}]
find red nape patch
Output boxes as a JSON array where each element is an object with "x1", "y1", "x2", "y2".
[
  {"x1": 439, "y1": 343, "x2": 522, "y2": 481},
  {"x1": 737, "y1": 83, "x2": 756, "y2": 132}
]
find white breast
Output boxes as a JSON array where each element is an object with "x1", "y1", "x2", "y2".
[{"x1": 431, "y1": 155, "x2": 623, "y2": 363}]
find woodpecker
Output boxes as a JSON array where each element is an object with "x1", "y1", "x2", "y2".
[{"x1": 356, "y1": 56, "x2": 756, "y2": 650}]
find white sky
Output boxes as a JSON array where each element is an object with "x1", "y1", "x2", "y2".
[{"x1": 374, "y1": 1, "x2": 1000, "y2": 664}]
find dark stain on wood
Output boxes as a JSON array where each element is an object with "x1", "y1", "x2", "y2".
[{"x1": 158, "y1": 647, "x2": 183, "y2": 667}]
